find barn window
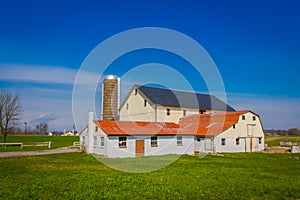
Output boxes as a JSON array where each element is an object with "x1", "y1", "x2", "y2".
[
  {"x1": 253, "y1": 116, "x2": 256, "y2": 121},
  {"x1": 199, "y1": 109, "x2": 206, "y2": 114},
  {"x1": 183, "y1": 110, "x2": 186, "y2": 116},
  {"x1": 126, "y1": 103, "x2": 129, "y2": 110},
  {"x1": 259, "y1": 137, "x2": 262, "y2": 144},
  {"x1": 221, "y1": 138, "x2": 226, "y2": 146},
  {"x1": 100, "y1": 137, "x2": 104, "y2": 146},
  {"x1": 135, "y1": 89, "x2": 137, "y2": 95},
  {"x1": 119, "y1": 137, "x2": 127, "y2": 148},
  {"x1": 166, "y1": 109, "x2": 170, "y2": 116},
  {"x1": 93, "y1": 136, "x2": 97, "y2": 147},
  {"x1": 177, "y1": 136, "x2": 183, "y2": 146},
  {"x1": 233, "y1": 124, "x2": 236, "y2": 129},
  {"x1": 236, "y1": 138, "x2": 240, "y2": 145},
  {"x1": 151, "y1": 136, "x2": 158, "y2": 147},
  {"x1": 144, "y1": 99, "x2": 147, "y2": 107},
  {"x1": 95, "y1": 126, "x2": 98, "y2": 132},
  {"x1": 242, "y1": 115, "x2": 245, "y2": 120}
]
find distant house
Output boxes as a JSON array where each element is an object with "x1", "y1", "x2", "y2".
[
  {"x1": 119, "y1": 85, "x2": 235, "y2": 123},
  {"x1": 80, "y1": 110, "x2": 264, "y2": 158}
]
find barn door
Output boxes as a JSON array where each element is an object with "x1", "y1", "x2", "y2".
[
  {"x1": 245, "y1": 138, "x2": 251, "y2": 152},
  {"x1": 245, "y1": 138, "x2": 258, "y2": 152},
  {"x1": 247, "y1": 125, "x2": 253, "y2": 136},
  {"x1": 135, "y1": 140, "x2": 144, "y2": 157},
  {"x1": 205, "y1": 138, "x2": 213, "y2": 150}
]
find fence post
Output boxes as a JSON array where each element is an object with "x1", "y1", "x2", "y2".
[{"x1": 48, "y1": 141, "x2": 51, "y2": 149}]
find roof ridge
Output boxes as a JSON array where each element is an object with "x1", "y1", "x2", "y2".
[{"x1": 138, "y1": 85, "x2": 210, "y2": 96}]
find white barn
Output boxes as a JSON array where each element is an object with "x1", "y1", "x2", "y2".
[
  {"x1": 80, "y1": 110, "x2": 264, "y2": 158},
  {"x1": 181, "y1": 110, "x2": 265, "y2": 153},
  {"x1": 119, "y1": 85, "x2": 235, "y2": 123}
]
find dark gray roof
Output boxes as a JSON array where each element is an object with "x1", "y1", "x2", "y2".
[{"x1": 138, "y1": 86, "x2": 235, "y2": 111}]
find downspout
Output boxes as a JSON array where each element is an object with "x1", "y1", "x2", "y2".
[
  {"x1": 88, "y1": 110, "x2": 95, "y2": 153},
  {"x1": 155, "y1": 105, "x2": 157, "y2": 122}
]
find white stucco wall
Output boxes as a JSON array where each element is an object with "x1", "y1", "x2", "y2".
[
  {"x1": 98, "y1": 135, "x2": 194, "y2": 158},
  {"x1": 119, "y1": 89, "x2": 155, "y2": 122}
]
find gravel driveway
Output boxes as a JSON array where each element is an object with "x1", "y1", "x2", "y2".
[{"x1": 0, "y1": 147, "x2": 78, "y2": 158}]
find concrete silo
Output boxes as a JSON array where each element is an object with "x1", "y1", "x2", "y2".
[{"x1": 102, "y1": 75, "x2": 120, "y2": 120}]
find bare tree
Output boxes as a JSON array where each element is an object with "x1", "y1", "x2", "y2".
[
  {"x1": 35, "y1": 123, "x2": 48, "y2": 135},
  {"x1": 0, "y1": 92, "x2": 22, "y2": 143}
]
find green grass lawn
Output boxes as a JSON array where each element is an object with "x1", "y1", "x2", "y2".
[
  {"x1": 0, "y1": 135, "x2": 79, "y2": 152},
  {"x1": 0, "y1": 153, "x2": 299, "y2": 199},
  {"x1": 265, "y1": 136, "x2": 300, "y2": 147}
]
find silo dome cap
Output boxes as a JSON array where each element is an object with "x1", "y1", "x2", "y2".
[{"x1": 104, "y1": 74, "x2": 118, "y2": 80}]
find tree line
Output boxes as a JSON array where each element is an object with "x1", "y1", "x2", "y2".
[{"x1": 264, "y1": 128, "x2": 300, "y2": 136}]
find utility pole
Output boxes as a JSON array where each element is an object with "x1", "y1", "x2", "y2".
[{"x1": 24, "y1": 122, "x2": 27, "y2": 135}]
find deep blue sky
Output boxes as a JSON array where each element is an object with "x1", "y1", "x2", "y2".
[{"x1": 0, "y1": 0, "x2": 299, "y2": 130}]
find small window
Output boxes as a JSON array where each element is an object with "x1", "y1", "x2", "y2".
[
  {"x1": 95, "y1": 126, "x2": 98, "y2": 132},
  {"x1": 258, "y1": 137, "x2": 262, "y2": 144},
  {"x1": 242, "y1": 115, "x2": 245, "y2": 120},
  {"x1": 233, "y1": 124, "x2": 236, "y2": 129},
  {"x1": 82, "y1": 136, "x2": 85, "y2": 144},
  {"x1": 253, "y1": 116, "x2": 256, "y2": 121},
  {"x1": 93, "y1": 136, "x2": 97, "y2": 147},
  {"x1": 236, "y1": 138, "x2": 240, "y2": 145},
  {"x1": 183, "y1": 110, "x2": 186, "y2": 116},
  {"x1": 177, "y1": 136, "x2": 183, "y2": 146},
  {"x1": 199, "y1": 109, "x2": 206, "y2": 114},
  {"x1": 119, "y1": 137, "x2": 127, "y2": 148},
  {"x1": 221, "y1": 138, "x2": 226, "y2": 146},
  {"x1": 135, "y1": 89, "x2": 137, "y2": 95},
  {"x1": 100, "y1": 137, "x2": 104, "y2": 146},
  {"x1": 166, "y1": 108, "x2": 170, "y2": 116},
  {"x1": 144, "y1": 99, "x2": 147, "y2": 107},
  {"x1": 126, "y1": 103, "x2": 129, "y2": 110},
  {"x1": 151, "y1": 136, "x2": 158, "y2": 147}
]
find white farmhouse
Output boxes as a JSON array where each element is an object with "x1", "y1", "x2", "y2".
[{"x1": 119, "y1": 85, "x2": 235, "y2": 123}]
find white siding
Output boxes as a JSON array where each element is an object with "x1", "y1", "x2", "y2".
[
  {"x1": 103, "y1": 135, "x2": 194, "y2": 158},
  {"x1": 119, "y1": 90, "x2": 156, "y2": 122}
]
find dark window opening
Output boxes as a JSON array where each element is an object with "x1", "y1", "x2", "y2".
[
  {"x1": 119, "y1": 137, "x2": 127, "y2": 148},
  {"x1": 199, "y1": 109, "x2": 206, "y2": 114},
  {"x1": 221, "y1": 138, "x2": 226, "y2": 146},
  {"x1": 166, "y1": 109, "x2": 170, "y2": 116},
  {"x1": 151, "y1": 136, "x2": 158, "y2": 147}
]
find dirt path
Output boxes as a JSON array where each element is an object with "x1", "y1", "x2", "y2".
[{"x1": 0, "y1": 147, "x2": 78, "y2": 158}]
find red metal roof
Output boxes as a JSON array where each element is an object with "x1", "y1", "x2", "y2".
[
  {"x1": 94, "y1": 120, "x2": 193, "y2": 136},
  {"x1": 179, "y1": 110, "x2": 250, "y2": 137},
  {"x1": 94, "y1": 110, "x2": 251, "y2": 137}
]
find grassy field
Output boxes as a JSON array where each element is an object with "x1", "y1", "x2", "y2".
[
  {"x1": 0, "y1": 135, "x2": 79, "y2": 152},
  {"x1": 0, "y1": 153, "x2": 299, "y2": 199},
  {"x1": 265, "y1": 136, "x2": 300, "y2": 147}
]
